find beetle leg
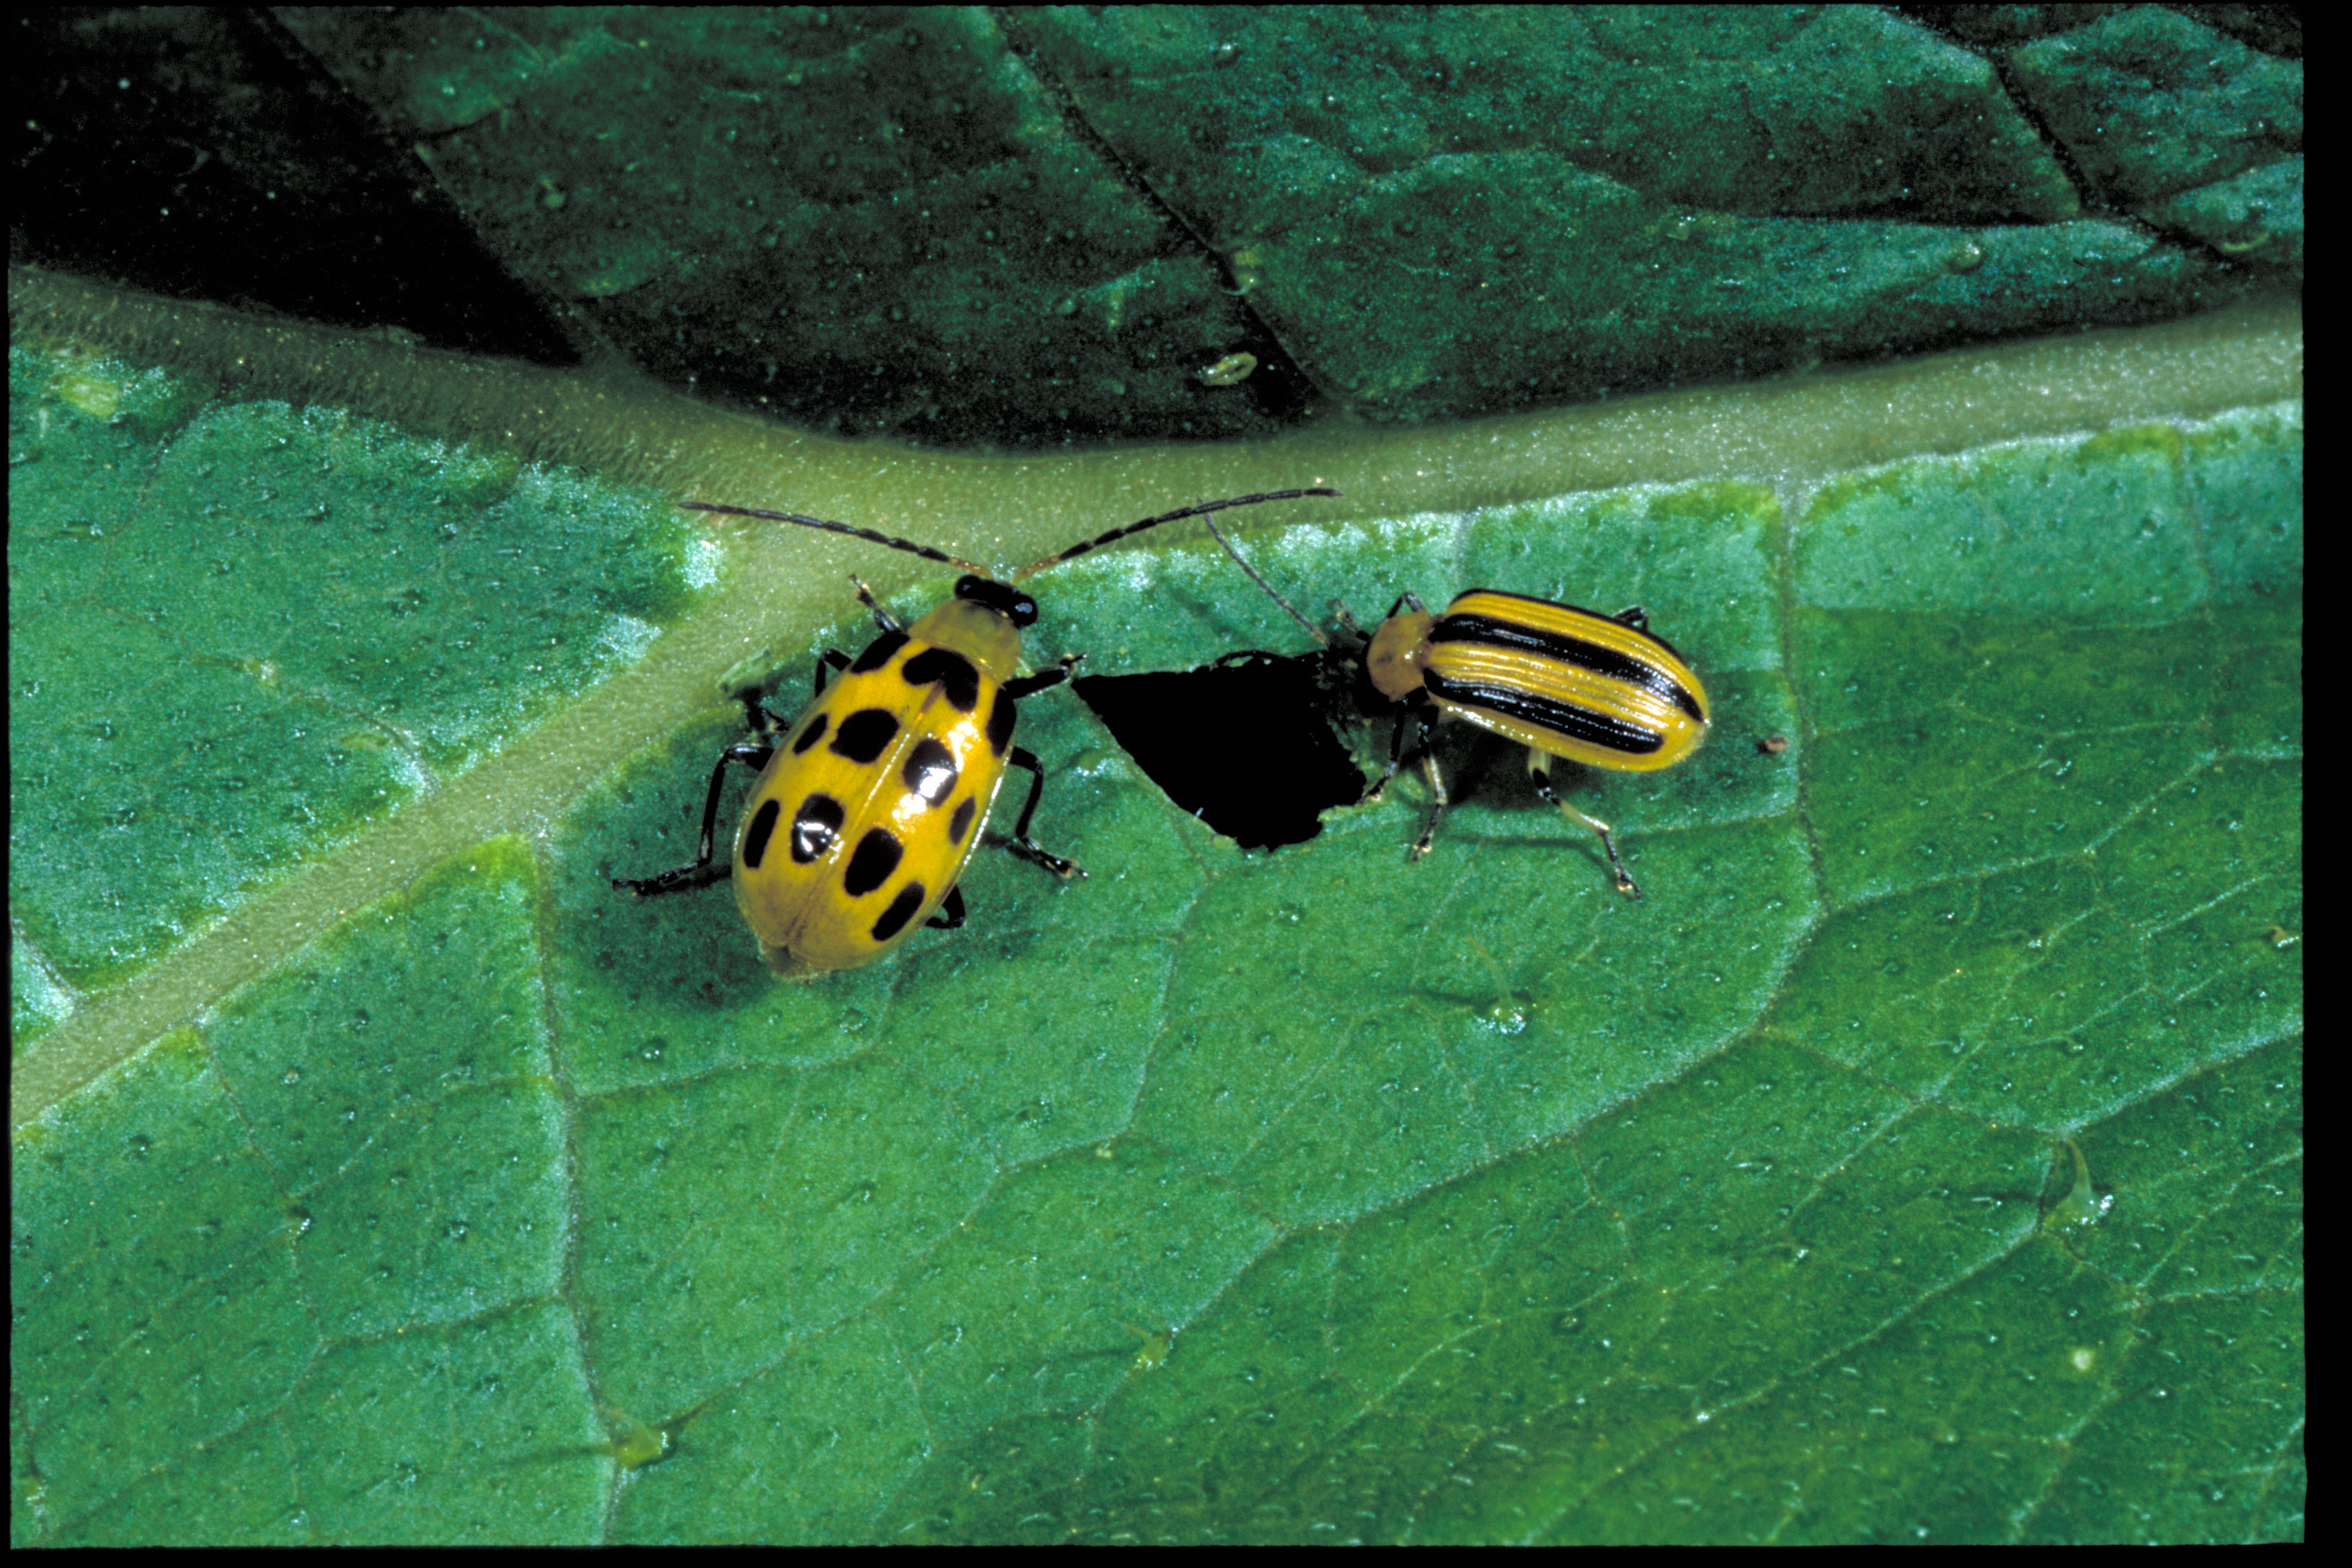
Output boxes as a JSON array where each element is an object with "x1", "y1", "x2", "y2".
[
  {"x1": 1527, "y1": 753, "x2": 1641, "y2": 899},
  {"x1": 810, "y1": 647, "x2": 853, "y2": 700},
  {"x1": 998, "y1": 746, "x2": 1084, "y2": 879},
  {"x1": 1361, "y1": 703, "x2": 1431, "y2": 806},
  {"x1": 1408, "y1": 748, "x2": 1452, "y2": 858},
  {"x1": 612, "y1": 735, "x2": 775, "y2": 896},
  {"x1": 848, "y1": 576, "x2": 905, "y2": 633},
  {"x1": 1001, "y1": 652, "x2": 1084, "y2": 701},
  {"x1": 925, "y1": 884, "x2": 968, "y2": 929},
  {"x1": 1383, "y1": 591, "x2": 1428, "y2": 619}
]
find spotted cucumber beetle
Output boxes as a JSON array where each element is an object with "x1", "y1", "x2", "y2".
[
  {"x1": 614, "y1": 488, "x2": 1340, "y2": 975},
  {"x1": 1201, "y1": 517, "x2": 1710, "y2": 899}
]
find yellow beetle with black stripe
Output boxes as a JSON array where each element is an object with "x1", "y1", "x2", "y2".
[
  {"x1": 615, "y1": 488, "x2": 1338, "y2": 975},
  {"x1": 1360, "y1": 590, "x2": 1709, "y2": 896},
  {"x1": 1202, "y1": 521, "x2": 1709, "y2": 899}
]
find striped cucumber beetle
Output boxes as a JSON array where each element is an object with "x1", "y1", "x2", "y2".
[
  {"x1": 1201, "y1": 516, "x2": 1709, "y2": 898},
  {"x1": 614, "y1": 488, "x2": 1338, "y2": 975}
]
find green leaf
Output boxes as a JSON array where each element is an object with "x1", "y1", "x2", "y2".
[{"x1": 10, "y1": 332, "x2": 2299, "y2": 1542}]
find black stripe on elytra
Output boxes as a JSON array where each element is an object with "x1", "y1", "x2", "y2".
[
  {"x1": 1423, "y1": 672, "x2": 1665, "y2": 756},
  {"x1": 1430, "y1": 613, "x2": 1704, "y2": 723}
]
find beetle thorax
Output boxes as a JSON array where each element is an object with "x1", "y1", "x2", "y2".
[
  {"x1": 1364, "y1": 609, "x2": 1437, "y2": 702},
  {"x1": 907, "y1": 596, "x2": 1025, "y2": 682}
]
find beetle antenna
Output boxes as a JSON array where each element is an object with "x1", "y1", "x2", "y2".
[
  {"x1": 1010, "y1": 487, "x2": 1340, "y2": 583},
  {"x1": 681, "y1": 501, "x2": 991, "y2": 577},
  {"x1": 1199, "y1": 514, "x2": 1328, "y2": 646}
]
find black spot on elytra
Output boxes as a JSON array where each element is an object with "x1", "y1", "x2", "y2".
[
  {"x1": 849, "y1": 630, "x2": 908, "y2": 674},
  {"x1": 902, "y1": 647, "x2": 981, "y2": 712},
  {"x1": 789, "y1": 795, "x2": 844, "y2": 864},
  {"x1": 871, "y1": 882, "x2": 928, "y2": 943},
  {"x1": 843, "y1": 828, "x2": 903, "y2": 896},
  {"x1": 743, "y1": 799, "x2": 782, "y2": 868},
  {"x1": 831, "y1": 707, "x2": 900, "y2": 763},
  {"x1": 903, "y1": 737, "x2": 959, "y2": 805},
  {"x1": 985, "y1": 687, "x2": 1017, "y2": 755}
]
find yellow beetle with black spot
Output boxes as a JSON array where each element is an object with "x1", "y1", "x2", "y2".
[
  {"x1": 616, "y1": 488, "x2": 1338, "y2": 975},
  {"x1": 1203, "y1": 521, "x2": 1710, "y2": 900}
]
